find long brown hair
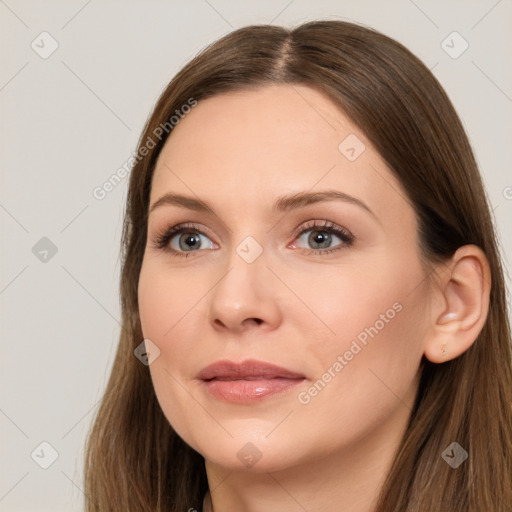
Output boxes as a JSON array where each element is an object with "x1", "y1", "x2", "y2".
[{"x1": 83, "y1": 20, "x2": 512, "y2": 511}]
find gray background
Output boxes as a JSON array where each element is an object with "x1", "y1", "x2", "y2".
[{"x1": 1, "y1": 0, "x2": 511, "y2": 510}]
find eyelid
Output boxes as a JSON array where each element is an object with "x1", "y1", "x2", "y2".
[
  {"x1": 289, "y1": 219, "x2": 352, "y2": 241},
  {"x1": 158, "y1": 221, "x2": 216, "y2": 239}
]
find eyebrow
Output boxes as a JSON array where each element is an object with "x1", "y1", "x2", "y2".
[{"x1": 149, "y1": 190, "x2": 375, "y2": 218}]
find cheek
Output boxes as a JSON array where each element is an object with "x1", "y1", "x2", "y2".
[
  {"x1": 289, "y1": 264, "x2": 405, "y2": 358},
  {"x1": 137, "y1": 260, "x2": 201, "y2": 398},
  {"x1": 138, "y1": 261, "x2": 203, "y2": 440},
  {"x1": 293, "y1": 304, "x2": 423, "y2": 457},
  {"x1": 138, "y1": 259, "x2": 206, "y2": 341},
  {"x1": 293, "y1": 252, "x2": 426, "y2": 411}
]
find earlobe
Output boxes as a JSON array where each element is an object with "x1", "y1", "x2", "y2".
[{"x1": 423, "y1": 245, "x2": 491, "y2": 364}]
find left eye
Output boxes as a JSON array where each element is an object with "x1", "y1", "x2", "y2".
[
  {"x1": 289, "y1": 221, "x2": 353, "y2": 254},
  {"x1": 295, "y1": 228, "x2": 343, "y2": 251}
]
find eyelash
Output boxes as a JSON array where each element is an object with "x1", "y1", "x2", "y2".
[{"x1": 151, "y1": 220, "x2": 354, "y2": 258}]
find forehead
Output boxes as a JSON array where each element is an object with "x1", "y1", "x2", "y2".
[{"x1": 149, "y1": 84, "x2": 412, "y2": 227}]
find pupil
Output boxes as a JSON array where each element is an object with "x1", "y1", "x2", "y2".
[
  {"x1": 180, "y1": 233, "x2": 200, "y2": 250},
  {"x1": 310, "y1": 230, "x2": 331, "y2": 249}
]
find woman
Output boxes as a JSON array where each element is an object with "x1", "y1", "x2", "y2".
[{"x1": 83, "y1": 20, "x2": 512, "y2": 511}]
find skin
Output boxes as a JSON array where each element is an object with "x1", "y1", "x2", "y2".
[{"x1": 137, "y1": 84, "x2": 491, "y2": 512}]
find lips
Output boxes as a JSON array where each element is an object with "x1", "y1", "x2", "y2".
[
  {"x1": 197, "y1": 359, "x2": 305, "y2": 381},
  {"x1": 197, "y1": 359, "x2": 306, "y2": 403}
]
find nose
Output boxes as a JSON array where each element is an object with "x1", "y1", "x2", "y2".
[{"x1": 207, "y1": 244, "x2": 282, "y2": 335}]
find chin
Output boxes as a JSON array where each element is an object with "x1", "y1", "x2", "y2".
[{"x1": 190, "y1": 432, "x2": 308, "y2": 473}]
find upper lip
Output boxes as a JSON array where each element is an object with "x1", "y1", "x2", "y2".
[{"x1": 197, "y1": 359, "x2": 305, "y2": 381}]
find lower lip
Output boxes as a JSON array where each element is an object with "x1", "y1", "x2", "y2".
[{"x1": 202, "y1": 377, "x2": 305, "y2": 403}]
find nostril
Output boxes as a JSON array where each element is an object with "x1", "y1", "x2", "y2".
[
  {"x1": 212, "y1": 317, "x2": 264, "y2": 330},
  {"x1": 245, "y1": 318, "x2": 263, "y2": 326}
]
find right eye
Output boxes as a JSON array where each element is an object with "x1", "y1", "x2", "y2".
[
  {"x1": 152, "y1": 223, "x2": 217, "y2": 257},
  {"x1": 169, "y1": 230, "x2": 215, "y2": 253}
]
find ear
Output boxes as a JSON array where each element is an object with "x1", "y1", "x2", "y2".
[{"x1": 423, "y1": 245, "x2": 491, "y2": 364}]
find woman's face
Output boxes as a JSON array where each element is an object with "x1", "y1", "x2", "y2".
[{"x1": 138, "y1": 84, "x2": 431, "y2": 472}]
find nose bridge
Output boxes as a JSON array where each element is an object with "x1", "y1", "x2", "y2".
[
  {"x1": 215, "y1": 232, "x2": 267, "y2": 303},
  {"x1": 234, "y1": 233, "x2": 265, "y2": 266},
  {"x1": 207, "y1": 230, "x2": 280, "y2": 331}
]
